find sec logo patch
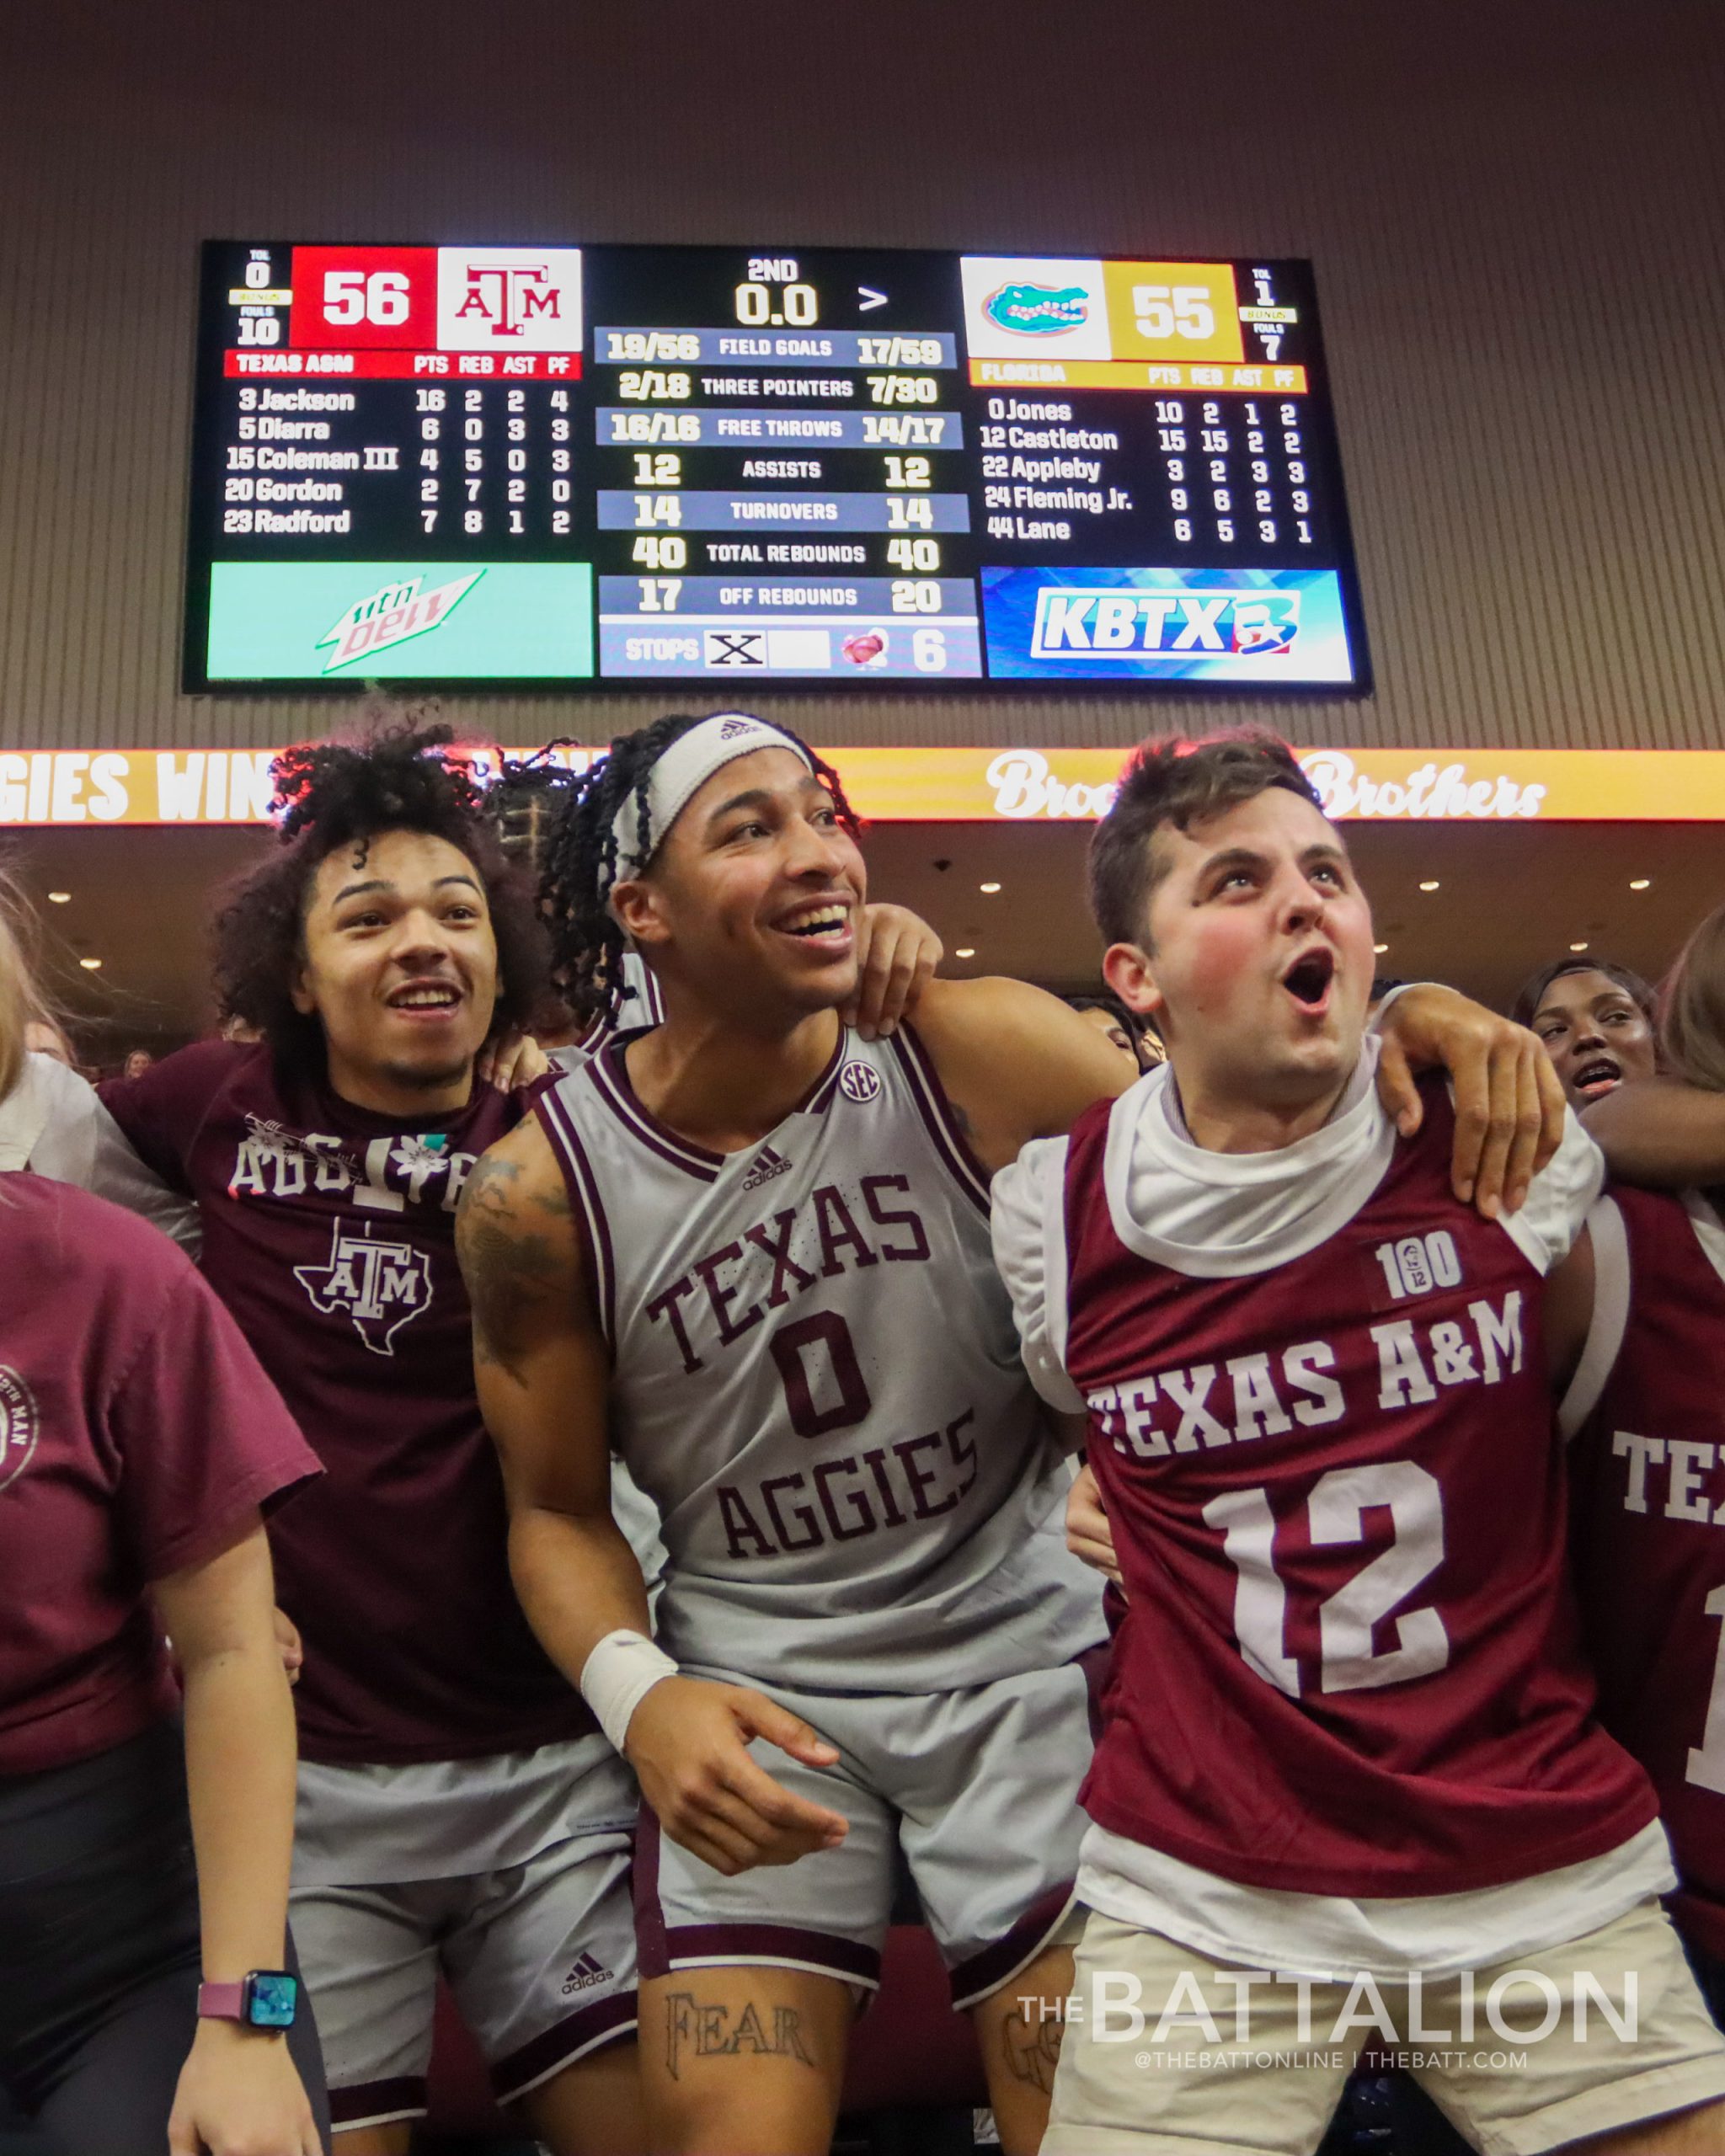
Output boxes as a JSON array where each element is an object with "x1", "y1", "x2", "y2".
[
  {"x1": 839, "y1": 1060, "x2": 882, "y2": 1104},
  {"x1": 0, "y1": 1367, "x2": 40, "y2": 1494}
]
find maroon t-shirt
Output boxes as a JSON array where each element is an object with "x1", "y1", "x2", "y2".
[
  {"x1": 100, "y1": 1042, "x2": 592, "y2": 1766},
  {"x1": 0, "y1": 1174, "x2": 319, "y2": 1776}
]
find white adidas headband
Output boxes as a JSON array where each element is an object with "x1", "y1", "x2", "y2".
[{"x1": 604, "y1": 713, "x2": 814, "y2": 889}]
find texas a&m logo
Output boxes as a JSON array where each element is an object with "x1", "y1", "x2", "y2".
[{"x1": 294, "y1": 1221, "x2": 432, "y2": 1356}]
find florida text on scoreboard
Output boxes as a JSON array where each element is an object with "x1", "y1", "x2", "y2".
[{"x1": 185, "y1": 242, "x2": 1369, "y2": 692}]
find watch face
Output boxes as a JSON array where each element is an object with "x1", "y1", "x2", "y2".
[{"x1": 245, "y1": 1972, "x2": 299, "y2": 2029}]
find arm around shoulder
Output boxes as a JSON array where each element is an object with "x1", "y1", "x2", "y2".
[
  {"x1": 1582, "y1": 1075, "x2": 1725, "y2": 1188},
  {"x1": 911, "y1": 974, "x2": 1137, "y2": 1175}
]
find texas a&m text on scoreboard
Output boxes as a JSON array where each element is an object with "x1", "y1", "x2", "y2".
[{"x1": 184, "y1": 242, "x2": 1368, "y2": 691}]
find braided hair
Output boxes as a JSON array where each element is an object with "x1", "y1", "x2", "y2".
[
  {"x1": 212, "y1": 720, "x2": 553, "y2": 1078},
  {"x1": 519, "y1": 713, "x2": 859, "y2": 1027}
]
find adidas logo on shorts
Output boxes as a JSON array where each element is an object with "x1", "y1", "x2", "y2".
[
  {"x1": 741, "y1": 1143, "x2": 793, "y2": 1191},
  {"x1": 560, "y1": 1951, "x2": 612, "y2": 1998}
]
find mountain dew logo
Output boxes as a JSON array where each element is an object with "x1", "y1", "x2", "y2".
[
  {"x1": 318, "y1": 571, "x2": 483, "y2": 673},
  {"x1": 983, "y1": 283, "x2": 1090, "y2": 335}
]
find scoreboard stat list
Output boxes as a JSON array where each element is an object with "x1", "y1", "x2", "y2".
[{"x1": 185, "y1": 242, "x2": 1365, "y2": 689}]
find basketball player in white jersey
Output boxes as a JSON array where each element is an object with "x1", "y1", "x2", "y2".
[{"x1": 457, "y1": 712, "x2": 1571, "y2": 2156}]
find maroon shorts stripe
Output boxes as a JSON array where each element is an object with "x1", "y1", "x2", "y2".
[
  {"x1": 947, "y1": 1881, "x2": 1076, "y2": 2010},
  {"x1": 664, "y1": 1921, "x2": 882, "y2": 1988},
  {"x1": 491, "y1": 1987, "x2": 639, "y2": 2101},
  {"x1": 328, "y1": 2073, "x2": 426, "y2": 2127},
  {"x1": 633, "y1": 1805, "x2": 671, "y2": 1980}
]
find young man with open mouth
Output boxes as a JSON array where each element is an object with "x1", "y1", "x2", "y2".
[{"x1": 996, "y1": 729, "x2": 1725, "y2": 2155}]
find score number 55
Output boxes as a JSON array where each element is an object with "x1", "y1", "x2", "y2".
[{"x1": 1133, "y1": 284, "x2": 1215, "y2": 340}]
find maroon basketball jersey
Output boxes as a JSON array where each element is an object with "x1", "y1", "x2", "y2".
[
  {"x1": 1060, "y1": 1081, "x2": 1652, "y2": 1898},
  {"x1": 1567, "y1": 1186, "x2": 1725, "y2": 1958},
  {"x1": 100, "y1": 1042, "x2": 590, "y2": 1766}
]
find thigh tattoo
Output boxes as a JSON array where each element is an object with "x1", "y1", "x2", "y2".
[{"x1": 662, "y1": 1990, "x2": 820, "y2": 2080}]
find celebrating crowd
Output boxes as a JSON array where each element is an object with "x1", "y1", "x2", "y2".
[{"x1": 2, "y1": 714, "x2": 1724, "y2": 2156}]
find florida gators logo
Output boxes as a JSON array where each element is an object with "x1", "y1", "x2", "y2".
[
  {"x1": 983, "y1": 283, "x2": 1089, "y2": 336},
  {"x1": 0, "y1": 1368, "x2": 40, "y2": 1494}
]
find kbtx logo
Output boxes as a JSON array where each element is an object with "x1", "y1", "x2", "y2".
[{"x1": 1029, "y1": 586, "x2": 1301, "y2": 660}]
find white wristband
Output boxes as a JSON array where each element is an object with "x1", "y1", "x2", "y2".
[{"x1": 579, "y1": 1629, "x2": 679, "y2": 1753}]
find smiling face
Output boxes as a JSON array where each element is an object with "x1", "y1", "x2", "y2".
[
  {"x1": 1528, "y1": 967, "x2": 1657, "y2": 1108},
  {"x1": 291, "y1": 827, "x2": 499, "y2": 1113},
  {"x1": 611, "y1": 745, "x2": 867, "y2": 1027},
  {"x1": 1103, "y1": 786, "x2": 1376, "y2": 1131}
]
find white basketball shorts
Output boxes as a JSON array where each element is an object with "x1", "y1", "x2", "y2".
[
  {"x1": 289, "y1": 1734, "x2": 639, "y2": 2131},
  {"x1": 636, "y1": 1650, "x2": 1104, "y2": 2012}
]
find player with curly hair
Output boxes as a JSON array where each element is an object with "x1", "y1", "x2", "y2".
[{"x1": 92, "y1": 722, "x2": 649, "y2": 2154}]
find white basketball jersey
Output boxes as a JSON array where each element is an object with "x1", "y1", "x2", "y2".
[{"x1": 537, "y1": 1023, "x2": 1102, "y2": 1692}]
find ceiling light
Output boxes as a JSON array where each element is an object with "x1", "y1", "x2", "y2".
[
  {"x1": 1629, "y1": 878, "x2": 1651, "y2": 891},
  {"x1": 979, "y1": 881, "x2": 1001, "y2": 894},
  {"x1": 1569, "y1": 941, "x2": 1589, "y2": 953},
  {"x1": 78, "y1": 956, "x2": 102, "y2": 969},
  {"x1": 955, "y1": 947, "x2": 976, "y2": 959},
  {"x1": 1418, "y1": 879, "x2": 1439, "y2": 893},
  {"x1": 47, "y1": 891, "x2": 71, "y2": 905},
  {"x1": 1373, "y1": 942, "x2": 1389, "y2": 954}
]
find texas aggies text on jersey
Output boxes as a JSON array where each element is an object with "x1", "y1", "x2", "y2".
[
  {"x1": 1039, "y1": 1072, "x2": 1651, "y2": 1899},
  {"x1": 536, "y1": 1023, "x2": 1102, "y2": 1694},
  {"x1": 1564, "y1": 1185, "x2": 1725, "y2": 1960},
  {"x1": 99, "y1": 1042, "x2": 590, "y2": 1766}
]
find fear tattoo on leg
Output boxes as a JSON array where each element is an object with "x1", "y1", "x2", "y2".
[{"x1": 663, "y1": 1992, "x2": 818, "y2": 2081}]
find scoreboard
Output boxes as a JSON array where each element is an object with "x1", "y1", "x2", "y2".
[{"x1": 184, "y1": 242, "x2": 1368, "y2": 692}]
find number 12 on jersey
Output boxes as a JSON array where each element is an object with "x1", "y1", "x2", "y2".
[{"x1": 1204, "y1": 1461, "x2": 1450, "y2": 1698}]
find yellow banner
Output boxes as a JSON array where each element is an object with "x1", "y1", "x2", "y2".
[{"x1": 4, "y1": 744, "x2": 1725, "y2": 829}]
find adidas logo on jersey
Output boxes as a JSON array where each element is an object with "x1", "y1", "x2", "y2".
[
  {"x1": 741, "y1": 1143, "x2": 793, "y2": 1190},
  {"x1": 560, "y1": 1951, "x2": 611, "y2": 1998}
]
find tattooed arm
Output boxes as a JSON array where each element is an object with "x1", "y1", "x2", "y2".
[
  {"x1": 457, "y1": 1118, "x2": 849, "y2": 1876},
  {"x1": 457, "y1": 1117, "x2": 652, "y2": 1667}
]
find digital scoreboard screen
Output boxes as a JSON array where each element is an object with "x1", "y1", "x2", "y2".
[{"x1": 185, "y1": 242, "x2": 1368, "y2": 691}]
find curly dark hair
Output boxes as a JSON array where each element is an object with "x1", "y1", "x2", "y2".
[
  {"x1": 212, "y1": 722, "x2": 554, "y2": 1080},
  {"x1": 1089, "y1": 728, "x2": 1324, "y2": 947},
  {"x1": 515, "y1": 713, "x2": 859, "y2": 1027}
]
